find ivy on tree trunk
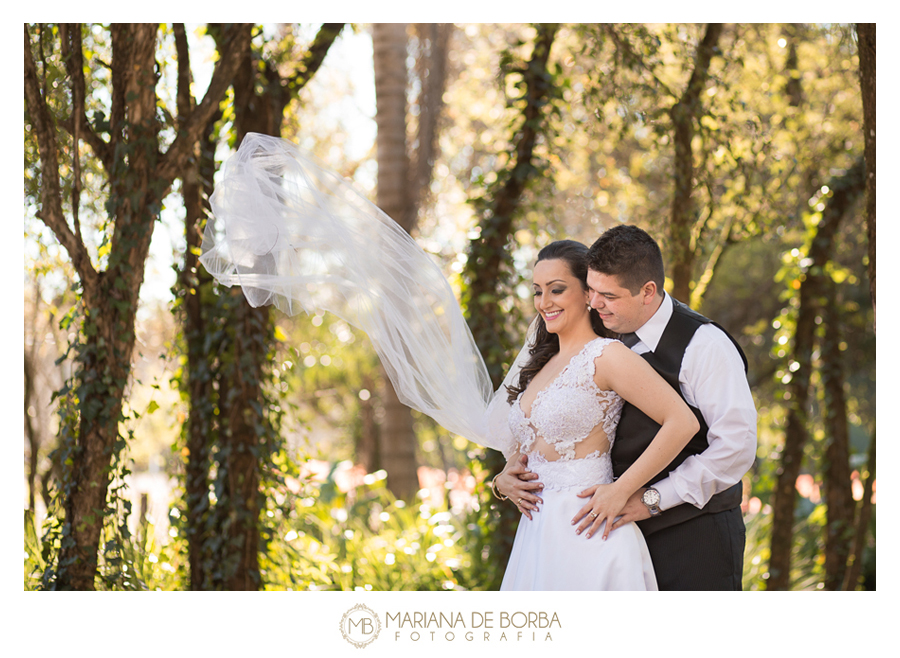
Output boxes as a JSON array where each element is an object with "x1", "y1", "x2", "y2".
[
  {"x1": 766, "y1": 157, "x2": 865, "y2": 591},
  {"x1": 668, "y1": 23, "x2": 723, "y2": 303},
  {"x1": 173, "y1": 23, "x2": 344, "y2": 590},
  {"x1": 24, "y1": 22, "x2": 248, "y2": 589},
  {"x1": 461, "y1": 23, "x2": 559, "y2": 588}
]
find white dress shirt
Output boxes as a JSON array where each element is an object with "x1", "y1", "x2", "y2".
[{"x1": 628, "y1": 294, "x2": 757, "y2": 511}]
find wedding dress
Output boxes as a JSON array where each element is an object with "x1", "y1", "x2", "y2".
[
  {"x1": 200, "y1": 133, "x2": 656, "y2": 591},
  {"x1": 500, "y1": 337, "x2": 657, "y2": 591}
]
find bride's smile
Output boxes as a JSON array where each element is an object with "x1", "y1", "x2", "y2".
[{"x1": 543, "y1": 309, "x2": 563, "y2": 321}]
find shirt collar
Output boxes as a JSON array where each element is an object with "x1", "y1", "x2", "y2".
[{"x1": 634, "y1": 292, "x2": 672, "y2": 352}]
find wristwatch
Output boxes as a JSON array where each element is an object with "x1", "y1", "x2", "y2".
[{"x1": 641, "y1": 487, "x2": 662, "y2": 517}]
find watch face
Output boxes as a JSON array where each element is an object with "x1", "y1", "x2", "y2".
[{"x1": 643, "y1": 489, "x2": 660, "y2": 506}]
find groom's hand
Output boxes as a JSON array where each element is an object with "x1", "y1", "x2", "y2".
[
  {"x1": 495, "y1": 454, "x2": 543, "y2": 520},
  {"x1": 608, "y1": 488, "x2": 652, "y2": 531}
]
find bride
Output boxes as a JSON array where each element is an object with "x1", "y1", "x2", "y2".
[
  {"x1": 490, "y1": 240, "x2": 697, "y2": 590},
  {"x1": 199, "y1": 133, "x2": 697, "y2": 591}
]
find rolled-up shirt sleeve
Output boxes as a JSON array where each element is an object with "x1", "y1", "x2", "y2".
[{"x1": 654, "y1": 323, "x2": 757, "y2": 511}]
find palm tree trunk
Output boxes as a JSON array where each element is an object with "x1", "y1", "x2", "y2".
[{"x1": 373, "y1": 22, "x2": 419, "y2": 500}]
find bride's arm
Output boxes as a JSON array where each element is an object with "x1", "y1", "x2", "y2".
[{"x1": 573, "y1": 341, "x2": 699, "y2": 538}]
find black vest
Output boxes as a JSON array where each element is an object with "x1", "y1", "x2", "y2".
[{"x1": 611, "y1": 298, "x2": 747, "y2": 535}]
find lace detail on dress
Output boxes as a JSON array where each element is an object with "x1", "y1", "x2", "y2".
[
  {"x1": 509, "y1": 337, "x2": 624, "y2": 460},
  {"x1": 524, "y1": 450, "x2": 615, "y2": 490}
]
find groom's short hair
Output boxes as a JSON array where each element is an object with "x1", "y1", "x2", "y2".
[{"x1": 587, "y1": 225, "x2": 665, "y2": 295}]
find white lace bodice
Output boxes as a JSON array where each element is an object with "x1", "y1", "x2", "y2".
[{"x1": 509, "y1": 337, "x2": 624, "y2": 472}]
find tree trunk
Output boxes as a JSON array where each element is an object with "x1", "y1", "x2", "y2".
[
  {"x1": 668, "y1": 23, "x2": 723, "y2": 302},
  {"x1": 372, "y1": 22, "x2": 419, "y2": 500},
  {"x1": 54, "y1": 23, "x2": 159, "y2": 590},
  {"x1": 842, "y1": 25, "x2": 876, "y2": 582},
  {"x1": 842, "y1": 429, "x2": 875, "y2": 590},
  {"x1": 856, "y1": 23, "x2": 876, "y2": 325},
  {"x1": 820, "y1": 279, "x2": 854, "y2": 590},
  {"x1": 214, "y1": 22, "x2": 273, "y2": 592},
  {"x1": 181, "y1": 151, "x2": 216, "y2": 591},
  {"x1": 782, "y1": 24, "x2": 804, "y2": 108},
  {"x1": 206, "y1": 23, "x2": 283, "y2": 591},
  {"x1": 24, "y1": 348, "x2": 40, "y2": 513},
  {"x1": 355, "y1": 374, "x2": 380, "y2": 473},
  {"x1": 221, "y1": 295, "x2": 267, "y2": 590},
  {"x1": 174, "y1": 22, "x2": 220, "y2": 590},
  {"x1": 766, "y1": 157, "x2": 865, "y2": 590},
  {"x1": 201, "y1": 22, "x2": 344, "y2": 589},
  {"x1": 408, "y1": 23, "x2": 453, "y2": 229}
]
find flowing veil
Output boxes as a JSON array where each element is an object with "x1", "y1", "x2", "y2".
[{"x1": 200, "y1": 133, "x2": 530, "y2": 456}]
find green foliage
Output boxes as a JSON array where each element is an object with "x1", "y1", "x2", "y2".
[
  {"x1": 26, "y1": 456, "x2": 506, "y2": 591},
  {"x1": 24, "y1": 511, "x2": 45, "y2": 589},
  {"x1": 27, "y1": 506, "x2": 189, "y2": 591},
  {"x1": 261, "y1": 456, "x2": 518, "y2": 591},
  {"x1": 267, "y1": 473, "x2": 467, "y2": 591},
  {"x1": 28, "y1": 352, "x2": 156, "y2": 592},
  {"x1": 462, "y1": 23, "x2": 562, "y2": 385},
  {"x1": 25, "y1": 24, "x2": 118, "y2": 271},
  {"x1": 275, "y1": 312, "x2": 379, "y2": 455},
  {"x1": 561, "y1": 24, "x2": 863, "y2": 294},
  {"x1": 33, "y1": 292, "x2": 143, "y2": 590},
  {"x1": 742, "y1": 498, "x2": 876, "y2": 591},
  {"x1": 742, "y1": 501, "x2": 833, "y2": 591}
]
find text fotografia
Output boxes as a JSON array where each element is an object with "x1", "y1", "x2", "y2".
[{"x1": 386, "y1": 611, "x2": 561, "y2": 642}]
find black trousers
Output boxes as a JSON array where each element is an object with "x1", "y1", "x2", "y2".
[{"x1": 643, "y1": 507, "x2": 746, "y2": 591}]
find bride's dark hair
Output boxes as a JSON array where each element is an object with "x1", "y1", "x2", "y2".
[{"x1": 506, "y1": 240, "x2": 611, "y2": 404}]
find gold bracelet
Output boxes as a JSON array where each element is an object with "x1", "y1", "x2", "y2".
[{"x1": 489, "y1": 474, "x2": 509, "y2": 501}]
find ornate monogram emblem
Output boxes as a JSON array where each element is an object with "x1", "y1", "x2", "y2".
[{"x1": 340, "y1": 603, "x2": 382, "y2": 648}]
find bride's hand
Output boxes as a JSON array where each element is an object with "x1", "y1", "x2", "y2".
[
  {"x1": 572, "y1": 484, "x2": 630, "y2": 540},
  {"x1": 495, "y1": 454, "x2": 543, "y2": 520}
]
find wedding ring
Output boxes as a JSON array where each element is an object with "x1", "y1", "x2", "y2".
[
  {"x1": 589, "y1": 512, "x2": 598, "y2": 519},
  {"x1": 517, "y1": 498, "x2": 524, "y2": 505}
]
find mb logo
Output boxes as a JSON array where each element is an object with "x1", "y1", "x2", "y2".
[{"x1": 340, "y1": 604, "x2": 381, "y2": 648}]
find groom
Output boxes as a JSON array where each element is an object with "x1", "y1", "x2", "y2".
[{"x1": 501, "y1": 225, "x2": 757, "y2": 590}]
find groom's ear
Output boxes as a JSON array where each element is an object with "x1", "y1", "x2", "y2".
[{"x1": 639, "y1": 281, "x2": 658, "y2": 305}]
